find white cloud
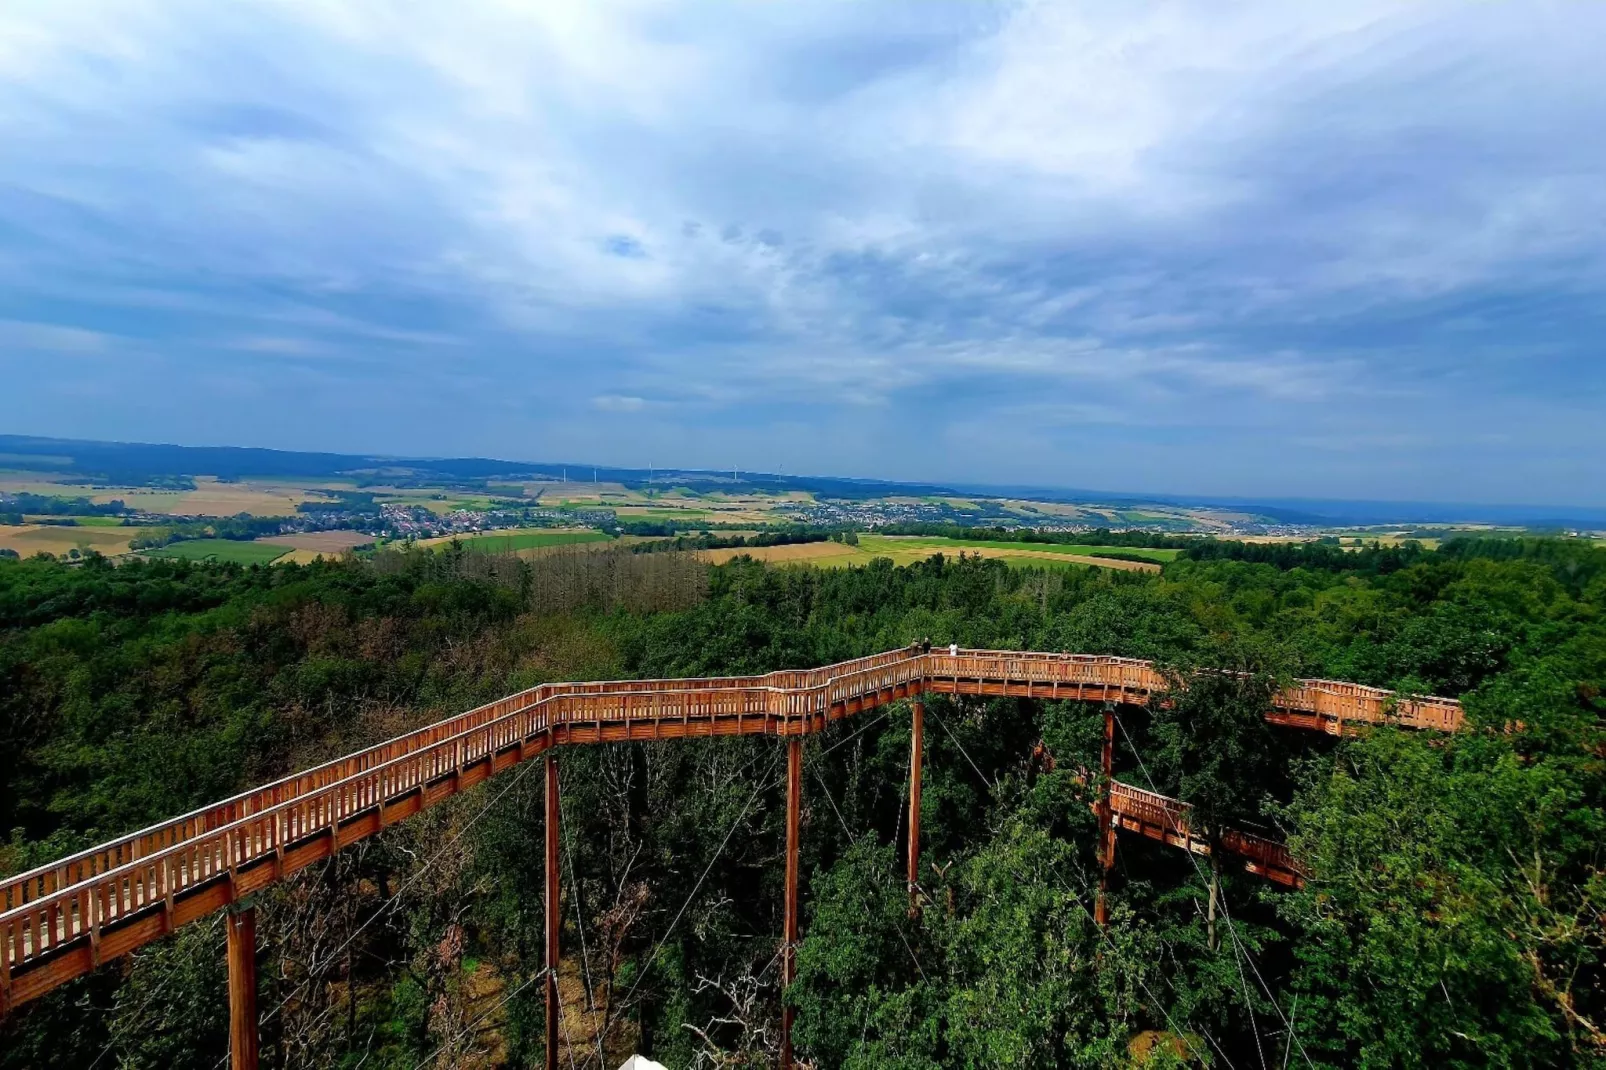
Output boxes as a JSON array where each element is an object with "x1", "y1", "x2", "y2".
[
  {"x1": 0, "y1": 0, "x2": 1602, "y2": 501},
  {"x1": 591, "y1": 394, "x2": 646, "y2": 412},
  {"x1": 0, "y1": 319, "x2": 114, "y2": 353}
]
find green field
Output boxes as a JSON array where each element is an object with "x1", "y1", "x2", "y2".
[
  {"x1": 440, "y1": 529, "x2": 614, "y2": 553},
  {"x1": 856, "y1": 535, "x2": 1180, "y2": 563},
  {"x1": 143, "y1": 539, "x2": 289, "y2": 565},
  {"x1": 618, "y1": 507, "x2": 720, "y2": 520},
  {"x1": 940, "y1": 539, "x2": 1179, "y2": 562},
  {"x1": 22, "y1": 515, "x2": 127, "y2": 527}
]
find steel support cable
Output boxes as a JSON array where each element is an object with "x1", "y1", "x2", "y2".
[
  {"x1": 84, "y1": 914, "x2": 219, "y2": 1070},
  {"x1": 1112, "y1": 713, "x2": 1291, "y2": 1039},
  {"x1": 924, "y1": 701, "x2": 1225, "y2": 1070},
  {"x1": 1112, "y1": 713, "x2": 1314, "y2": 1070},
  {"x1": 408, "y1": 972, "x2": 543, "y2": 1070},
  {"x1": 209, "y1": 754, "x2": 545, "y2": 1070},
  {"x1": 1113, "y1": 712, "x2": 1273, "y2": 1069},
  {"x1": 594, "y1": 745, "x2": 788, "y2": 1055},
  {"x1": 559, "y1": 946, "x2": 581, "y2": 1070},
  {"x1": 189, "y1": 703, "x2": 884, "y2": 1069},
  {"x1": 419, "y1": 767, "x2": 593, "y2": 1070},
  {"x1": 807, "y1": 758, "x2": 929, "y2": 984},
  {"x1": 1033, "y1": 857, "x2": 1234, "y2": 1070},
  {"x1": 558, "y1": 776, "x2": 609, "y2": 1070},
  {"x1": 818, "y1": 707, "x2": 893, "y2": 758},
  {"x1": 924, "y1": 704, "x2": 998, "y2": 796},
  {"x1": 421, "y1": 705, "x2": 900, "y2": 1069}
]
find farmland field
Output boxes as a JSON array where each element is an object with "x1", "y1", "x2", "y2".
[
  {"x1": 420, "y1": 529, "x2": 613, "y2": 553},
  {"x1": 272, "y1": 549, "x2": 332, "y2": 565},
  {"x1": 700, "y1": 541, "x2": 867, "y2": 566},
  {"x1": 0, "y1": 524, "x2": 153, "y2": 558},
  {"x1": 256, "y1": 530, "x2": 375, "y2": 553},
  {"x1": 854, "y1": 530, "x2": 1169, "y2": 565},
  {"x1": 855, "y1": 535, "x2": 1171, "y2": 568},
  {"x1": 91, "y1": 477, "x2": 331, "y2": 516},
  {"x1": 857, "y1": 537, "x2": 1179, "y2": 562},
  {"x1": 142, "y1": 539, "x2": 289, "y2": 565},
  {"x1": 697, "y1": 536, "x2": 1169, "y2": 572},
  {"x1": 21, "y1": 515, "x2": 127, "y2": 527}
]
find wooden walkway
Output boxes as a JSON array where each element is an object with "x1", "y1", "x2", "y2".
[{"x1": 0, "y1": 647, "x2": 1460, "y2": 1026}]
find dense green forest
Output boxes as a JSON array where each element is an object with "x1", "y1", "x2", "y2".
[{"x1": 0, "y1": 539, "x2": 1601, "y2": 1068}]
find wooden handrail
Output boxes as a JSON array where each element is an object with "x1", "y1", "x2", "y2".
[{"x1": 0, "y1": 647, "x2": 1458, "y2": 1011}]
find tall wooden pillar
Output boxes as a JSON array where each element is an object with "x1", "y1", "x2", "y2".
[
  {"x1": 226, "y1": 905, "x2": 259, "y2": 1070},
  {"x1": 1095, "y1": 708, "x2": 1116, "y2": 927},
  {"x1": 545, "y1": 753, "x2": 560, "y2": 1070},
  {"x1": 780, "y1": 735, "x2": 803, "y2": 1070},
  {"x1": 906, "y1": 699, "x2": 924, "y2": 915}
]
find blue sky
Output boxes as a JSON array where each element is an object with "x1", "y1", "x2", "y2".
[{"x1": 1, "y1": 1, "x2": 1603, "y2": 505}]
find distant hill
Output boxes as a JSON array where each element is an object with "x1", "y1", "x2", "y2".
[{"x1": 3, "y1": 434, "x2": 1602, "y2": 528}]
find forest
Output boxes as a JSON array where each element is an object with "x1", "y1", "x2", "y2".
[{"x1": 0, "y1": 537, "x2": 1601, "y2": 1068}]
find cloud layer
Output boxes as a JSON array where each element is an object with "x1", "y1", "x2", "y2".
[{"x1": 2, "y1": 0, "x2": 1603, "y2": 503}]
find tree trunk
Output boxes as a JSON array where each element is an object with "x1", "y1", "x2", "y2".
[{"x1": 1207, "y1": 851, "x2": 1221, "y2": 952}]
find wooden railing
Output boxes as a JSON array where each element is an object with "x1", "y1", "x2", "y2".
[
  {"x1": 1109, "y1": 781, "x2": 1303, "y2": 887},
  {"x1": 0, "y1": 647, "x2": 1459, "y2": 1011}
]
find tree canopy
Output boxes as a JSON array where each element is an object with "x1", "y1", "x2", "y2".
[{"x1": 0, "y1": 537, "x2": 1601, "y2": 1067}]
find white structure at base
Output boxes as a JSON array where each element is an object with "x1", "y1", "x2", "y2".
[{"x1": 618, "y1": 1059, "x2": 668, "y2": 1070}]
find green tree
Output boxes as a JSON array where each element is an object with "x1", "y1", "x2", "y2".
[{"x1": 1150, "y1": 642, "x2": 1285, "y2": 950}]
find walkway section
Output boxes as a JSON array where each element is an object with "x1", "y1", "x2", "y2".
[{"x1": 0, "y1": 648, "x2": 1458, "y2": 1012}]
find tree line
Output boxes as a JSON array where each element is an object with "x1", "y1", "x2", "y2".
[{"x1": 0, "y1": 537, "x2": 1601, "y2": 1067}]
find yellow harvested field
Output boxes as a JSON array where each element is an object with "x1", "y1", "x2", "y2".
[
  {"x1": 273, "y1": 549, "x2": 332, "y2": 565},
  {"x1": 0, "y1": 478, "x2": 90, "y2": 495},
  {"x1": 952, "y1": 546, "x2": 1159, "y2": 571},
  {"x1": 699, "y1": 539, "x2": 1161, "y2": 572},
  {"x1": 93, "y1": 477, "x2": 331, "y2": 516},
  {"x1": 700, "y1": 541, "x2": 867, "y2": 565},
  {"x1": 0, "y1": 524, "x2": 149, "y2": 558},
  {"x1": 1233, "y1": 535, "x2": 1321, "y2": 544},
  {"x1": 256, "y1": 530, "x2": 374, "y2": 552}
]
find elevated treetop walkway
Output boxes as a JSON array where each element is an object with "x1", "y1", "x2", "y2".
[{"x1": 0, "y1": 647, "x2": 1461, "y2": 1067}]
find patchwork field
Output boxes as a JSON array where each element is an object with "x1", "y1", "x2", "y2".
[
  {"x1": 90, "y1": 477, "x2": 331, "y2": 516},
  {"x1": 142, "y1": 539, "x2": 290, "y2": 565},
  {"x1": 21, "y1": 515, "x2": 126, "y2": 527},
  {"x1": 698, "y1": 536, "x2": 1169, "y2": 572},
  {"x1": 0, "y1": 524, "x2": 151, "y2": 558},
  {"x1": 272, "y1": 549, "x2": 334, "y2": 565},
  {"x1": 257, "y1": 530, "x2": 376, "y2": 553},
  {"x1": 854, "y1": 536, "x2": 1164, "y2": 571},
  {"x1": 700, "y1": 541, "x2": 867, "y2": 566},
  {"x1": 864, "y1": 538, "x2": 1180, "y2": 563},
  {"x1": 418, "y1": 529, "x2": 614, "y2": 553}
]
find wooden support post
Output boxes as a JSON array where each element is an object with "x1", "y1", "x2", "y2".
[
  {"x1": 906, "y1": 699, "x2": 924, "y2": 916},
  {"x1": 1095, "y1": 708, "x2": 1115, "y2": 927},
  {"x1": 781, "y1": 736, "x2": 803, "y2": 1070},
  {"x1": 545, "y1": 753, "x2": 560, "y2": 1070},
  {"x1": 226, "y1": 905, "x2": 259, "y2": 1070}
]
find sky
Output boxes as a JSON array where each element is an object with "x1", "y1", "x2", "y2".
[{"x1": 1, "y1": 1, "x2": 1603, "y2": 506}]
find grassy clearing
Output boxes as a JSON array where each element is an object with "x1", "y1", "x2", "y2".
[
  {"x1": 100, "y1": 477, "x2": 329, "y2": 517},
  {"x1": 423, "y1": 529, "x2": 613, "y2": 553},
  {"x1": 0, "y1": 525, "x2": 152, "y2": 558},
  {"x1": 256, "y1": 530, "x2": 375, "y2": 553},
  {"x1": 143, "y1": 540, "x2": 289, "y2": 565},
  {"x1": 21, "y1": 515, "x2": 127, "y2": 528},
  {"x1": 859, "y1": 535, "x2": 1179, "y2": 563},
  {"x1": 697, "y1": 536, "x2": 1168, "y2": 572},
  {"x1": 981, "y1": 540, "x2": 1178, "y2": 562},
  {"x1": 614, "y1": 507, "x2": 720, "y2": 521},
  {"x1": 272, "y1": 549, "x2": 332, "y2": 565},
  {"x1": 701, "y1": 542, "x2": 866, "y2": 566}
]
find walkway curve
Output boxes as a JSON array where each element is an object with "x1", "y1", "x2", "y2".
[{"x1": 0, "y1": 647, "x2": 1460, "y2": 1012}]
